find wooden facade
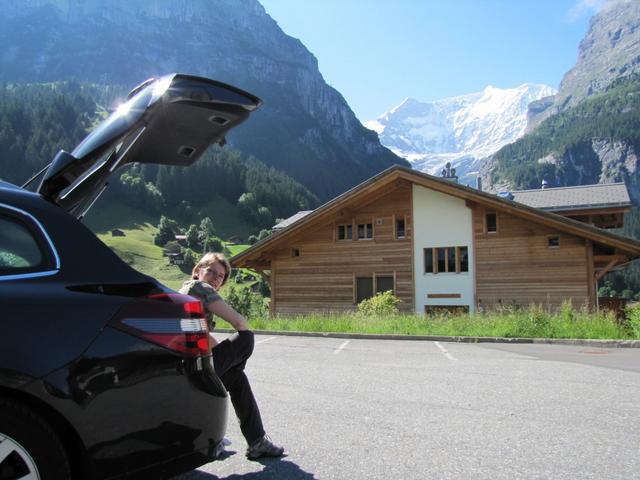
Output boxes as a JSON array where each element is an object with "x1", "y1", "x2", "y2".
[
  {"x1": 473, "y1": 206, "x2": 591, "y2": 310},
  {"x1": 270, "y1": 182, "x2": 414, "y2": 315},
  {"x1": 233, "y1": 166, "x2": 640, "y2": 316}
]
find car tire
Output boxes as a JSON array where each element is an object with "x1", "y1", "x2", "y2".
[{"x1": 0, "y1": 399, "x2": 71, "y2": 480}]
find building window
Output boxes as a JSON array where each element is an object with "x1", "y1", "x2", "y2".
[
  {"x1": 357, "y1": 223, "x2": 373, "y2": 240},
  {"x1": 459, "y1": 246, "x2": 469, "y2": 272},
  {"x1": 486, "y1": 211, "x2": 497, "y2": 234},
  {"x1": 355, "y1": 275, "x2": 395, "y2": 303},
  {"x1": 376, "y1": 276, "x2": 394, "y2": 295},
  {"x1": 395, "y1": 217, "x2": 406, "y2": 239},
  {"x1": 424, "y1": 246, "x2": 469, "y2": 274},
  {"x1": 291, "y1": 248, "x2": 300, "y2": 257},
  {"x1": 337, "y1": 224, "x2": 352, "y2": 240},
  {"x1": 356, "y1": 277, "x2": 374, "y2": 303},
  {"x1": 547, "y1": 236, "x2": 560, "y2": 248},
  {"x1": 447, "y1": 247, "x2": 456, "y2": 272},
  {"x1": 425, "y1": 248, "x2": 434, "y2": 273},
  {"x1": 437, "y1": 248, "x2": 447, "y2": 272}
]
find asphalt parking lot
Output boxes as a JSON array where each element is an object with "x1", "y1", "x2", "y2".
[{"x1": 174, "y1": 334, "x2": 640, "y2": 480}]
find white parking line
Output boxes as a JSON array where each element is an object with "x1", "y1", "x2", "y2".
[
  {"x1": 333, "y1": 340, "x2": 351, "y2": 355},
  {"x1": 255, "y1": 336, "x2": 278, "y2": 345},
  {"x1": 434, "y1": 341, "x2": 457, "y2": 361}
]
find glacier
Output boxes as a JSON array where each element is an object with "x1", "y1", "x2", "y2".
[{"x1": 364, "y1": 84, "x2": 556, "y2": 185}]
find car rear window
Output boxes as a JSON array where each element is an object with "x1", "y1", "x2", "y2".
[{"x1": 0, "y1": 214, "x2": 44, "y2": 271}]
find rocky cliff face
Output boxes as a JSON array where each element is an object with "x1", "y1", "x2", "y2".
[
  {"x1": 593, "y1": 139, "x2": 640, "y2": 203},
  {"x1": 0, "y1": 0, "x2": 406, "y2": 200},
  {"x1": 528, "y1": 0, "x2": 640, "y2": 130}
]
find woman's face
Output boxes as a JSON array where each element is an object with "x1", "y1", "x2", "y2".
[{"x1": 198, "y1": 261, "x2": 226, "y2": 290}]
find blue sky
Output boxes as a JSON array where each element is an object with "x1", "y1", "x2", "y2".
[{"x1": 259, "y1": 0, "x2": 603, "y2": 121}]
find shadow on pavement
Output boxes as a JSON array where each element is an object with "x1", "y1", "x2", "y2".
[{"x1": 179, "y1": 458, "x2": 317, "y2": 479}]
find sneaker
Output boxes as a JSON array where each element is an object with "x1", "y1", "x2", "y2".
[{"x1": 246, "y1": 434, "x2": 285, "y2": 460}]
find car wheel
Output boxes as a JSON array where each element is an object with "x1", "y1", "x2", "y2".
[{"x1": 0, "y1": 399, "x2": 71, "y2": 480}]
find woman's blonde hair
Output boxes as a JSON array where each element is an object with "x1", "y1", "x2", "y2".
[{"x1": 192, "y1": 252, "x2": 231, "y2": 287}]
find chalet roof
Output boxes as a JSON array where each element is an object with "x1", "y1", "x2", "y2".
[
  {"x1": 233, "y1": 166, "x2": 640, "y2": 267},
  {"x1": 273, "y1": 210, "x2": 312, "y2": 231},
  {"x1": 512, "y1": 183, "x2": 631, "y2": 211}
]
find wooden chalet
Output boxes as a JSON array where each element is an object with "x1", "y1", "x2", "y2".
[{"x1": 232, "y1": 166, "x2": 640, "y2": 315}]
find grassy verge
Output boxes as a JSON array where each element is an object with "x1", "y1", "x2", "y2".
[{"x1": 218, "y1": 304, "x2": 640, "y2": 340}]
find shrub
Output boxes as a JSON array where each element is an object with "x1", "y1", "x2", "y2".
[
  {"x1": 154, "y1": 215, "x2": 180, "y2": 246},
  {"x1": 222, "y1": 282, "x2": 268, "y2": 319},
  {"x1": 162, "y1": 240, "x2": 181, "y2": 255},
  {"x1": 182, "y1": 248, "x2": 199, "y2": 270},
  {"x1": 626, "y1": 305, "x2": 640, "y2": 338},
  {"x1": 185, "y1": 224, "x2": 200, "y2": 249},
  {"x1": 203, "y1": 236, "x2": 224, "y2": 253},
  {"x1": 358, "y1": 291, "x2": 401, "y2": 316}
]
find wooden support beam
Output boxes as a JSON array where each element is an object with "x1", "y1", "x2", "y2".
[
  {"x1": 586, "y1": 240, "x2": 596, "y2": 311},
  {"x1": 269, "y1": 265, "x2": 276, "y2": 317},
  {"x1": 594, "y1": 254, "x2": 628, "y2": 264},
  {"x1": 595, "y1": 257, "x2": 623, "y2": 282},
  {"x1": 259, "y1": 271, "x2": 271, "y2": 286}
]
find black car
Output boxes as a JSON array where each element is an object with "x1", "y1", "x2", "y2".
[{"x1": 0, "y1": 74, "x2": 261, "y2": 479}]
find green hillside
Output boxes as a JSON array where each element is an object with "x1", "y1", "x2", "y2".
[
  {"x1": 92, "y1": 213, "x2": 252, "y2": 290},
  {"x1": 97, "y1": 223, "x2": 187, "y2": 291},
  {"x1": 85, "y1": 193, "x2": 258, "y2": 241}
]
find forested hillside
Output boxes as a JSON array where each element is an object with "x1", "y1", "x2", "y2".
[
  {"x1": 0, "y1": 82, "x2": 119, "y2": 184},
  {"x1": 0, "y1": 82, "x2": 319, "y2": 238},
  {"x1": 490, "y1": 74, "x2": 640, "y2": 190}
]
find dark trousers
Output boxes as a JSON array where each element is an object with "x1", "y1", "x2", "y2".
[{"x1": 212, "y1": 330, "x2": 265, "y2": 445}]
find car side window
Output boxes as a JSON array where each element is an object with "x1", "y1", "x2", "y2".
[{"x1": 0, "y1": 213, "x2": 46, "y2": 273}]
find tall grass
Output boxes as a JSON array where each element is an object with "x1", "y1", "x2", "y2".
[{"x1": 230, "y1": 302, "x2": 639, "y2": 340}]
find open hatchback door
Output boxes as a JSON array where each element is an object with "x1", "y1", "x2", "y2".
[{"x1": 36, "y1": 73, "x2": 262, "y2": 218}]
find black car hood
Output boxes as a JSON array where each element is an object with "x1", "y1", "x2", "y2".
[{"x1": 37, "y1": 73, "x2": 261, "y2": 218}]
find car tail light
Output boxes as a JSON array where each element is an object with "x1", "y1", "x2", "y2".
[{"x1": 109, "y1": 293, "x2": 211, "y2": 357}]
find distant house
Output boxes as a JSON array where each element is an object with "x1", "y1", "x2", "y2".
[
  {"x1": 168, "y1": 252, "x2": 185, "y2": 265},
  {"x1": 111, "y1": 228, "x2": 125, "y2": 237},
  {"x1": 232, "y1": 165, "x2": 640, "y2": 316},
  {"x1": 174, "y1": 235, "x2": 187, "y2": 246}
]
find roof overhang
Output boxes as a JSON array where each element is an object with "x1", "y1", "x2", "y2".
[{"x1": 232, "y1": 166, "x2": 640, "y2": 268}]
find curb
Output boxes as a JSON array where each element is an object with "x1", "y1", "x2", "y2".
[{"x1": 216, "y1": 329, "x2": 640, "y2": 348}]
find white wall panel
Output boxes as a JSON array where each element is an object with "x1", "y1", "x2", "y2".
[{"x1": 412, "y1": 185, "x2": 475, "y2": 313}]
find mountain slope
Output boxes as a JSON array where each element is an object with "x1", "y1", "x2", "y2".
[
  {"x1": 366, "y1": 84, "x2": 554, "y2": 184},
  {"x1": 0, "y1": 0, "x2": 407, "y2": 201},
  {"x1": 528, "y1": 0, "x2": 640, "y2": 129},
  {"x1": 483, "y1": 74, "x2": 640, "y2": 201}
]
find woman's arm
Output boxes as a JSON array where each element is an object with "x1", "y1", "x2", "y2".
[{"x1": 206, "y1": 299, "x2": 249, "y2": 331}]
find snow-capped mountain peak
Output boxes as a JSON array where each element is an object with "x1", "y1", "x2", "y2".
[{"x1": 365, "y1": 83, "x2": 556, "y2": 183}]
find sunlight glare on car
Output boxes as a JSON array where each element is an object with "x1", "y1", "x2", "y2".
[
  {"x1": 114, "y1": 101, "x2": 132, "y2": 118},
  {"x1": 151, "y1": 74, "x2": 173, "y2": 102}
]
